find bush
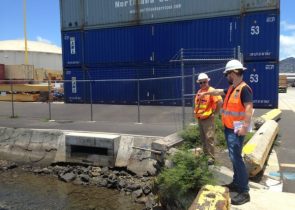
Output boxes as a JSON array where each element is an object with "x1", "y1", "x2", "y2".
[
  {"x1": 179, "y1": 117, "x2": 255, "y2": 150},
  {"x1": 180, "y1": 117, "x2": 226, "y2": 149},
  {"x1": 179, "y1": 124, "x2": 201, "y2": 149},
  {"x1": 155, "y1": 150, "x2": 215, "y2": 209}
]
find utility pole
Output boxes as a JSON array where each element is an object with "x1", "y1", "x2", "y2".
[{"x1": 23, "y1": 0, "x2": 29, "y2": 64}]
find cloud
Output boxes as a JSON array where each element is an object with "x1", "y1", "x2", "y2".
[
  {"x1": 281, "y1": 21, "x2": 295, "y2": 32},
  {"x1": 36, "y1": 36, "x2": 52, "y2": 44},
  {"x1": 280, "y1": 33, "x2": 295, "y2": 59}
]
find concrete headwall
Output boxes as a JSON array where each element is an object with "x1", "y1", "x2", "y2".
[
  {"x1": 0, "y1": 127, "x2": 64, "y2": 165},
  {"x1": 0, "y1": 127, "x2": 167, "y2": 176}
]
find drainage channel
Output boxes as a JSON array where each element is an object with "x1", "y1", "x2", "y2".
[{"x1": 65, "y1": 132, "x2": 120, "y2": 167}]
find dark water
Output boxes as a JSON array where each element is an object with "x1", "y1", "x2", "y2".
[{"x1": 0, "y1": 170, "x2": 144, "y2": 210}]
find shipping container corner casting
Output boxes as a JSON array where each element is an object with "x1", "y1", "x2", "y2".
[{"x1": 60, "y1": 0, "x2": 280, "y2": 108}]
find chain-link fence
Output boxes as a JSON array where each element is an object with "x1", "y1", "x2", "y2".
[{"x1": 0, "y1": 48, "x2": 236, "y2": 129}]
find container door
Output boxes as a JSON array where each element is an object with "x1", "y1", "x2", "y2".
[
  {"x1": 62, "y1": 31, "x2": 82, "y2": 67},
  {"x1": 87, "y1": 67, "x2": 137, "y2": 104},
  {"x1": 64, "y1": 69, "x2": 85, "y2": 103},
  {"x1": 242, "y1": 10, "x2": 279, "y2": 61},
  {"x1": 244, "y1": 62, "x2": 278, "y2": 108},
  {"x1": 61, "y1": 0, "x2": 82, "y2": 31}
]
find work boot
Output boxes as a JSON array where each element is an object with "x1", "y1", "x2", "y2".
[
  {"x1": 222, "y1": 182, "x2": 239, "y2": 192},
  {"x1": 231, "y1": 192, "x2": 250, "y2": 205}
]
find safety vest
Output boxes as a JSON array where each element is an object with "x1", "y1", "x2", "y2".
[
  {"x1": 195, "y1": 87, "x2": 216, "y2": 119},
  {"x1": 221, "y1": 82, "x2": 252, "y2": 129}
]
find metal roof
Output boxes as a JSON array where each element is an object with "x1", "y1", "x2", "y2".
[{"x1": 0, "y1": 40, "x2": 61, "y2": 54}]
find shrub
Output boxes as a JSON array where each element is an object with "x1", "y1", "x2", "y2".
[
  {"x1": 179, "y1": 124, "x2": 201, "y2": 149},
  {"x1": 156, "y1": 150, "x2": 215, "y2": 209}
]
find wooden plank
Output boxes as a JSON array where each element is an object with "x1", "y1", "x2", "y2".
[
  {"x1": 0, "y1": 94, "x2": 39, "y2": 102},
  {"x1": 0, "y1": 84, "x2": 51, "y2": 92}
]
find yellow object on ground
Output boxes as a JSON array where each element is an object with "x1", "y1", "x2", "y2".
[
  {"x1": 189, "y1": 185, "x2": 230, "y2": 210},
  {"x1": 261, "y1": 109, "x2": 282, "y2": 121}
]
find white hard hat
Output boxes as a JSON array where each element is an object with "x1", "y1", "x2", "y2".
[
  {"x1": 224, "y1": 59, "x2": 246, "y2": 74},
  {"x1": 197, "y1": 73, "x2": 210, "y2": 82}
]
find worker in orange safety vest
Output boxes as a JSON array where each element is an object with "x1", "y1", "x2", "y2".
[
  {"x1": 194, "y1": 73, "x2": 222, "y2": 165},
  {"x1": 197, "y1": 60, "x2": 253, "y2": 206}
]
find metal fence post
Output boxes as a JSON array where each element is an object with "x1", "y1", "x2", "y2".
[
  {"x1": 192, "y1": 67, "x2": 196, "y2": 121},
  {"x1": 137, "y1": 78, "x2": 141, "y2": 123},
  {"x1": 10, "y1": 80, "x2": 15, "y2": 118},
  {"x1": 181, "y1": 48, "x2": 185, "y2": 129},
  {"x1": 48, "y1": 80, "x2": 51, "y2": 120},
  {"x1": 90, "y1": 80, "x2": 93, "y2": 121}
]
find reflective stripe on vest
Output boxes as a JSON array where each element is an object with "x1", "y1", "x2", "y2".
[
  {"x1": 221, "y1": 82, "x2": 252, "y2": 129},
  {"x1": 221, "y1": 110, "x2": 245, "y2": 116}
]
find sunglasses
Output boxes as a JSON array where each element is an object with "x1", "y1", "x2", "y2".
[
  {"x1": 225, "y1": 71, "x2": 233, "y2": 77},
  {"x1": 199, "y1": 81, "x2": 207, "y2": 85}
]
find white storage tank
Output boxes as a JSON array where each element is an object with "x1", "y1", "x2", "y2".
[{"x1": 0, "y1": 40, "x2": 62, "y2": 71}]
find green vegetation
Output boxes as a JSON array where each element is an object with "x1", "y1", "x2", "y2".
[
  {"x1": 156, "y1": 150, "x2": 214, "y2": 209},
  {"x1": 180, "y1": 116, "x2": 256, "y2": 149},
  {"x1": 180, "y1": 116, "x2": 227, "y2": 149}
]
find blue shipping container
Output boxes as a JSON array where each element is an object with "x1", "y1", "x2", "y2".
[
  {"x1": 154, "y1": 16, "x2": 240, "y2": 62},
  {"x1": 61, "y1": 15, "x2": 241, "y2": 67},
  {"x1": 85, "y1": 67, "x2": 138, "y2": 104},
  {"x1": 243, "y1": 62, "x2": 278, "y2": 108},
  {"x1": 64, "y1": 69, "x2": 86, "y2": 103},
  {"x1": 62, "y1": 31, "x2": 82, "y2": 67},
  {"x1": 242, "y1": 10, "x2": 279, "y2": 61},
  {"x1": 84, "y1": 25, "x2": 153, "y2": 66}
]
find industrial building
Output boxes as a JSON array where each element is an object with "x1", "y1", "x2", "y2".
[
  {"x1": 60, "y1": 0, "x2": 280, "y2": 108},
  {"x1": 0, "y1": 40, "x2": 62, "y2": 71}
]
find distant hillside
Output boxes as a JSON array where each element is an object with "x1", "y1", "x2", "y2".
[{"x1": 280, "y1": 57, "x2": 295, "y2": 73}]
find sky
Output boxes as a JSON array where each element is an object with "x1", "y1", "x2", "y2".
[{"x1": 0, "y1": 0, "x2": 294, "y2": 60}]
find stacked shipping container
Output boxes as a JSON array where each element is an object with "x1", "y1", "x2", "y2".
[{"x1": 60, "y1": 0, "x2": 280, "y2": 108}]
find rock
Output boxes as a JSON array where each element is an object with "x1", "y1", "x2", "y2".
[
  {"x1": 119, "y1": 171, "x2": 129, "y2": 176},
  {"x1": 145, "y1": 194, "x2": 157, "y2": 209},
  {"x1": 0, "y1": 160, "x2": 17, "y2": 170},
  {"x1": 142, "y1": 185, "x2": 152, "y2": 195},
  {"x1": 132, "y1": 189, "x2": 143, "y2": 200},
  {"x1": 101, "y1": 167, "x2": 109, "y2": 174},
  {"x1": 118, "y1": 180, "x2": 127, "y2": 189},
  {"x1": 52, "y1": 165, "x2": 64, "y2": 175},
  {"x1": 164, "y1": 159, "x2": 174, "y2": 169},
  {"x1": 59, "y1": 172, "x2": 76, "y2": 183},
  {"x1": 127, "y1": 183, "x2": 141, "y2": 191},
  {"x1": 127, "y1": 158, "x2": 158, "y2": 177},
  {"x1": 79, "y1": 174, "x2": 90, "y2": 183},
  {"x1": 135, "y1": 195, "x2": 148, "y2": 204},
  {"x1": 90, "y1": 167, "x2": 101, "y2": 177},
  {"x1": 113, "y1": 170, "x2": 120, "y2": 176},
  {"x1": 107, "y1": 174, "x2": 118, "y2": 188},
  {"x1": 98, "y1": 179, "x2": 108, "y2": 187}
]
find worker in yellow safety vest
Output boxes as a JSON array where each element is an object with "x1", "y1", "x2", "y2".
[
  {"x1": 197, "y1": 60, "x2": 253, "y2": 206},
  {"x1": 194, "y1": 73, "x2": 222, "y2": 165}
]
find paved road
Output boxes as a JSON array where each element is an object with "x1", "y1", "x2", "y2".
[
  {"x1": 277, "y1": 87, "x2": 295, "y2": 193},
  {"x1": 0, "y1": 102, "x2": 194, "y2": 137}
]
